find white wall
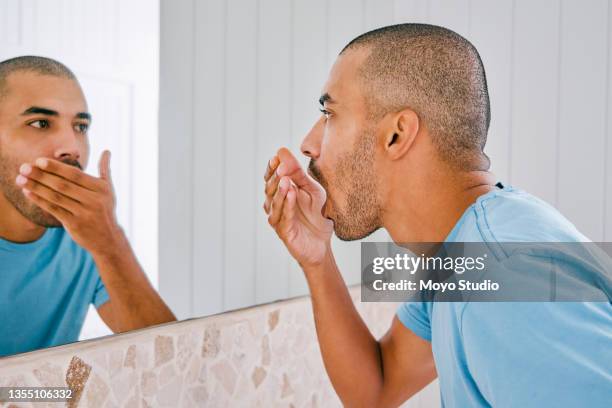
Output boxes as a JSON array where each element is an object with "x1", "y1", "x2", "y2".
[
  {"x1": 159, "y1": 0, "x2": 612, "y2": 319},
  {"x1": 0, "y1": 0, "x2": 160, "y2": 339}
]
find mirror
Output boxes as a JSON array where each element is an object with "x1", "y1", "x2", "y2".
[{"x1": 0, "y1": 0, "x2": 164, "y2": 357}]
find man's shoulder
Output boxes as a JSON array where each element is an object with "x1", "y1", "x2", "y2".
[{"x1": 472, "y1": 186, "x2": 588, "y2": 243}]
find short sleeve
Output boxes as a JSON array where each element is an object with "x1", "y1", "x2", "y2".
[
  {"x1": 396, "y1": 301, "x2": 432, "y2": 341},
  {"x1": 92, "y1": 268, "x2": 110, "y2": 308}
]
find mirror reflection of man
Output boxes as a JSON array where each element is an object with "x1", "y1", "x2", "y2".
[
  {"x1": 264, "y1": 25, "x2": 611, "y2": 407},
  {"x1": 0, "y1": 56, "x2": 175, "y2": 357}
]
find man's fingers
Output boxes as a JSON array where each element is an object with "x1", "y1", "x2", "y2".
[
  {"x1": 276, "y1": 147, "x2": 320, "y2": 194},
  {"x1": 17, "y1": 174, "x2": 81, "y2": 214},
  {"x1": 279, "y1": 184, "x2": 297, "y2": 233},
  {"x1": 265, "y1": 170, "x2": 280, "y2": 197},
  {"x1": 263, "y1": 166, "x2": 281, "y2": 213},
  {"x1": 263, "y1": 197, "x2": 271, "y2": 214},
  {"x1": 264, "y1": 155, "x2": 280, "y2": 182},
  {"x1": 33, "y1": 158, "x2": 99, "y2": 191},
  {"x1": 18, "y1": 164, "x2": 90, "y2": 204},
  {"x1": 22, "y1": 188, "x2": 73, "y2": 222},
  {"x1": 268, "y1": 177, "x2": 290, "y2": 226},
  {"x1": 99, "y1": 150, "x2": 112, "y2": 182}
]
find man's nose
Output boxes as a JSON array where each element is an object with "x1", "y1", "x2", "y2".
[
  {"x1": 301, "y1": 117, "x2": 324, "y2": 159},
  {"x1": 53, "y1": 128, "x2": 82, "y2": 163}
]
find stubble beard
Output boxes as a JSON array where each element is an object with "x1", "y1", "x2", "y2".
[
  {"x1": 0, "y1": 147, "x2": 61, "y2": 228},
  {"x1": 309, "y1": 128, "x2": 382, "y2": 241}
]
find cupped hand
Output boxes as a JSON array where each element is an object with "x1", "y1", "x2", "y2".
[{"x1": 263, "y1": 147, "x2": 333, "y2": 268}]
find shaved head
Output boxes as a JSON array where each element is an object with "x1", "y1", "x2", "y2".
[
  {"x1": 342, "y1": 23, "x2": 491, "y2": 170},
  {"x1": 0, "y1": 56, "x2": 77, "y2": 102}
]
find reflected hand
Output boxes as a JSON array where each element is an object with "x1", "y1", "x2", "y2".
[
  {"x1": 263, "y1": 147, "x2": 333, "y2": 268},
  {"x1": 16, "y1": 150, "x2": 123, "y2": 256}
]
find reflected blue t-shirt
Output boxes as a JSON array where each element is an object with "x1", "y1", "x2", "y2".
[
  {"x1": 0, "y1": 228, "x2": 109, "y2": 356},
  {"x1": 397, "y1": 184, "x2": 612, "y2": 407}
]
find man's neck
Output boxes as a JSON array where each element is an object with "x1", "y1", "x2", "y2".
[
  {"x1": 0, "y1": 193, "x2": 46, "y2": 243},
  {"x1": 383, "y1": 167, "x2": 497, "y2": 243}
]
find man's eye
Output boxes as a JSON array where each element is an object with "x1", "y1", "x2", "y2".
[
  {"x1": 319, "y1": 108, "x2": 331, "y2": 119},
  {"x1": 29, "y1": 120, "x2": 49, "y2": 129},
  {"x1": 74, "y1": 123, "x2": 89, "y2": 134}
]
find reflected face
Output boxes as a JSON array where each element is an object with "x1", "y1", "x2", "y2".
[
  {"x1": 301, "y1": 49, "x2": 382, "y2": 241},
  {"x1": 0, "y1": 71, "x2": 90, "y2": 227}
]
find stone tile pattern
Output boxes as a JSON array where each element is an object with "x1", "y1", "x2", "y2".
[{"x1": 0, "y1": 288, "x2": 435, "y2": 407}]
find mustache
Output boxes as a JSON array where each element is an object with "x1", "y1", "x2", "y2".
[
  {"x1": 59, "y1": 159, "x2": 83, "y2": 170},
  {"x1": 308, "y1": 159, "x2": 324, "y2": 185},
  {"x1": 308, "y1": 159, "x2": 332, "y2": 197}
]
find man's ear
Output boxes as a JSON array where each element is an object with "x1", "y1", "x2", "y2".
[{"x1": 383, "y1": 108, "x2": 419, "y2": 160}]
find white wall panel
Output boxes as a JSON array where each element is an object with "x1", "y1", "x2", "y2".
[
  {"x1": 557, "y1": 0, "x2": 608, "y2": 241},
  {"x1": 365, "y1": 0, "x2": 394, "y2": 31},
  {"x1": 159, "y1": 0, "x2": 194, "y2": 319},
  {"x1": 429, "y1": 0, "x2": 469, "y2": 37},
  {"x1": 327, "y1": 0, "x2": 364, "y2": 64},
  {"x1": 511, "y1": 0, "x2": 561, "y2": 205},
  {"x1": 0, "y1": 0, "x2": 22, "y2": 45},
  {"x1": 224, "y1": 0, "x2": 259, "y2": 311},
  {"x1": 192, "y1": 0, "x2": 227, "y2": 317},
  {"x1": 393, "y1": 0, "x2": 430, "y2": 23}
]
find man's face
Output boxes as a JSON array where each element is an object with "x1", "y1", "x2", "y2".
[
  {"x1": 301, "y1": 48, "x2": 382, "y2": 241},
  {"x1": 0, "y1": 71, "x2": 90, "y2": 227}
]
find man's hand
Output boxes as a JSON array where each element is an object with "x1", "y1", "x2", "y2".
[
  {"x1": 16, "y1": 150, "x2": 121, "y2": 256},
  {"x1": 263, "y1": 147, "x2": 334, "y2": 268}
]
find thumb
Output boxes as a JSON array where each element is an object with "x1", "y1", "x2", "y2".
[
  {"x1": 98, "y1": 150, "x2": 112, "y2": 181},
  {"x1": 276, "y1": 147, "x2": 320, "y2": 195}
]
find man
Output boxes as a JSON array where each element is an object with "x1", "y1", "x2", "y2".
[
  {"x1": 264, "y1": 24, "x2": 611, "y2": 407},
  {"x1": 0, "y1": 56, "x2": 175, "y2": 357}
]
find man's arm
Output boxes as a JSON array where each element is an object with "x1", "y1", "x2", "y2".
[
  {"x1": 264, "y1": 148, "x2": 436, "y2": 407},
  {"x1": 305, "y1": 248, "x2": 437, "y2": 407},
  {"x1": 93, "y1": 228, "x2": 176, "y2": 333},
  {"x1": 17, "y1": 151, "x2": 176, "y2": 332}
]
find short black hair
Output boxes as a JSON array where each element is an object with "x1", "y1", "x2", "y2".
[
  {"x1": 342, "y1": 24, "x2": 491, "y2": 170},
  {"x1": 0, "y1": 56, "x2": 77, "y2": 100}
]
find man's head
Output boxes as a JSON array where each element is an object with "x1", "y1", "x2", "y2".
[
  {"x1": 301, "y1": 24, "x2": 491, "y2": 241},
  {"x1": 0, "y1": 56, "x2": 90, "y2": 227}
]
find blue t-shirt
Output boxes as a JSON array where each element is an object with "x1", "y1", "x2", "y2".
[
  {"x1": 0, "y1": 228, "x2": 109, "y2": 356},
  {"x1": 397, "y1": 184, "x2": 612, "y2": 407}
]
